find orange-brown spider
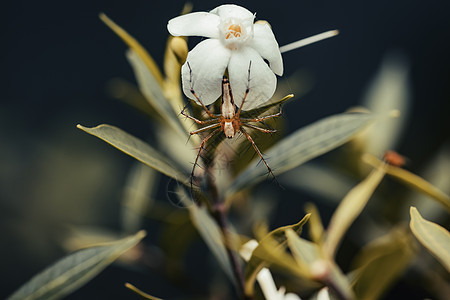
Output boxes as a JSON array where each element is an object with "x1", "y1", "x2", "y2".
[{"x1": 181, "y1": 62, "x2": 282, "y2": 185}]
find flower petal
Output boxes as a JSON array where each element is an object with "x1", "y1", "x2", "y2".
[
  {"x1": 228, "y1": 47, "x2": 277, "y2": 110},
  {"x1": 167, "y1": 12, "x2": 220, "y2": 38},
  {"x1": 181, "y1": 39, "x2": 231, "y2": 106},
  {"x1": 210, "y1": 4, "x2": 255, "y2": 21},
  {"x1": 250, "y1": 22, "x2": 283, "y2": 75}
]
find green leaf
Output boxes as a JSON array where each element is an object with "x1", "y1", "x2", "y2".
[
  {"x1": 77, "y1": 124, "x2": 190, "y2": 186},
  {"x1": 285, "y1": 228, "x2": 321, "y2": 272},
  {"x1": 305, "y1": 203, "x2": 325, "y2": 245},
  {"x1": 240, "y1": 94, "x2": 294, "y2": 118},
  {"x1": 410, "y1": 206, "x2": 450, "y2": 272},
  {"x1": 286, "y1": 229, "x2": 355, "y2": 300},
  {"x1": 364, "y1": 154, "x2": 450, "y2": 212},
  {"x1": 244, "y1": 215, "x2": 311, "y2": 296},
  {"x1": 125, "y1": 282, "x2": 162, "y2": 300},
  {"x1": 99, "y1": 13, "x2": 164, "y2": 86},
  {"x1": 327, "y1": 262, "x2": 357, "y2": 300},
  {"x1": 226, "y1": 112, "x2": 374, "y2": 198},
  {"x1": 121, "y1": 163, "x2": 158, "y2": 234},
  {"x1": 176, "y1": 187, "x2": 235, "y2": 283},
  {"x1": 323, "y1": 165, "x2": 386, "y2": 259},
  {"x1": 126, "y1": 49, "x2": 186, "y2": 137},
  {"x1": 100, "y1": 14, "x2": 194, "y2": 142},
  {"x1": 280, "y1": 163, "x2": 356, "y2": 204},
  {"x1": 351, "y1": 227, "x2": 415, "y2": 300},
  {"x1": 360, "y1": 54, "x2": 410, "y2": 157},
  {"x1": 7, "y1": 231, "x2": 146, "y2": 300},
  {"x1": 189, "y1": 204, "x2": 235, "y2": 282}
]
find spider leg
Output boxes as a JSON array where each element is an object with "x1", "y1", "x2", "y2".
[
  {"x1": 191, "y1": 127, "x2": 221, "y2": 187},
  {"x1": 190, "y1": 123, "x2": 221, "y2": 136},
  {"x1": 242, "y1": 123, "x2": 277, "y2": 134},
  {"x1": 240, "y1": 127, "x2": 277, "y2": 183},
  {"x1": 181, "y1": 106, "x2": 219, "y2": 125},
  {"x1": 236, "y1": 61, "x2": 252, "y2": 116},
  {"x1": 186, "y1": 62, "x2": 217, "y2": 118},
  {"x1": 240, "y1": 106, "x2": 283, "y2": 123}
]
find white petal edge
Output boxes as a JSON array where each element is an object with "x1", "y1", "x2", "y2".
[
  {"x1": 210, "y1": 4, "x2": 255, "y2": 21},
  {"x1": 228, "y1": 47, "x2": 277, "y2": 110},
  {"x1": 167, "y1": 12, "x2": 220, "y2": 38},
  {"x1": 181, "y1": 39, "x2": 231, "y2": 106},
  {"x1": 250, "y1": 22, "x2": 283, "y2": 76}
]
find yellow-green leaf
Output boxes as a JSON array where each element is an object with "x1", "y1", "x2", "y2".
[
  {"x1": 360, "y1": 54, "x2": 410, "y2": 157},
  {"x1": 189, "y1": 203, "x2": 235, "y2": 282},
  {"x1": 244, "y1": 215, "x2": 311, "y2": 295},
  {"x1": 77, "y1": 124, "x2": 189, "y2": 186},
  {"x1": 7, "y1": 231, "x2": 146, "y2": 300},
  {"x1": 126, "y1": 49, "x2": 186, "y2": 137},
  {"x1": 286, "y1": 229, "x2": 355, "y2": 300},
  {"x1": 324, "y1": 165, "x2": 386, "y2": 259},
  {"x1": 175, "y1": 186, "x2": 235, "y2": 283},
  {"x1": 125, "y1": 282, "x2": 162, "y2": 300},
  {"x1": 121, "y1": 163, "x2": 158, "y2": 233},
  {"x1": 305, "y1": 203, "x2": 325, "y2": 245},
  {"x1": 351, "y1": 227, "x2": 415, "y2": 300},
  {"x1": 364, "y1": 154, "x2": 450, "y2": 212},
  {"x1": 240, "y1": 94, "x2": 294, "y2": 119},
  {"x1": 410, "y1": 206, "x2": 450, "y2": 272},
  {"x1": 327, "y1": 261, "x2": 356, "y2": 300},
  {"x1": 226, "y1": 112, "x2": 374, "y2": 198},
  {"x1": 285, "y1": 228, "x2": 321, "y2": 273},
  {"x1": 99, "y1": 13, "x2": 164, "y2": 85}
]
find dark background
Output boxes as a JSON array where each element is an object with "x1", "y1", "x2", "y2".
[{"x1": 2, "y1": 0, "x2": 449, "y2": 299}]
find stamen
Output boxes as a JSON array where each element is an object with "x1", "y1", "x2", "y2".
[{"x1": 225, "y1": 24, "x2": 242, "y2": 39}]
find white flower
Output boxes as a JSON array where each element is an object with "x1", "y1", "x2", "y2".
[
  {"x1": 167, "y1": 4, "x2": 283, "y2": 110},
  {"x1": 240, "y1": 240, "x2": 302, "y2": 300}
]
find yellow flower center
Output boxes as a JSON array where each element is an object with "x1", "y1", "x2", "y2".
[{"x1": 225, "y1": 24, "x2": 242, "y2": 39}]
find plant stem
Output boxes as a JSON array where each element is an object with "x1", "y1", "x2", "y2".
[{"x1": 205, "y1": 169, "x2": 251, "y2": 300}]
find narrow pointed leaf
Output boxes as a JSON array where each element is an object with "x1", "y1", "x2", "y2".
[
  {"x1": 240, "y1": 94, "x2": 294, "y2": 118},
  {"x1": 361, "y1": 54, "x2": 410, "y2": 156},
  {"x1": 227, "y1": 112, "x2": 374, "y2": 197},
  {"x1": 364, "y1": 154, "x2": 450, "y2": 212},
  {"x1": 77, "y1": 124, "x2": 189, "y2": 186},
  {"x1": 244, "y1": 215, "x2": 311, "y2": 295},
  {"x1": 280, "y1": 163, "x2": 356, "y2": 204},
  {"x1": 286, "y1": 229, "x2": 355, "y2": 300},
  {"x1": 176, "y1": 187, "x2": 235, "y2": 282},
  {"x1": 188, "y1": 203, "x2": 235, "y2": 282},
  {"x1": 351, "y1": 227, "x2": 415, "y2": 300},
  {"x1": 100, "y1": 13, "x2": 164, "y2": 85},
  {"x1": 121, "y1": 163, "x2": 158, "y2": 233},
  {"x1": 326, "y1": 262, "x2": 356, "y2": 300},
  {"x1": 305, "y1": 203, "x2": 325, "y2": 245},
  {"x1": 285, "y1": 228, "x2": 321, "y2": 271},
  {"x1": 410, "y1": 207, "x2": 450, "y2": 272},
  {"x1": 324, "y1": 165, "x2": 386, "y2": 258},
  {"x1": 7, "y1": 231, "x2": 146, "y2": 300},
  {"x1": 125, "y1": 283, "x2": 162, "y2": 300},
  {"x1": 126, "y1": 49, "x2": 186, "y2": 137}
]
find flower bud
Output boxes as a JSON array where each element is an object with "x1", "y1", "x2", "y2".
[{"x1": 169, "y1": 37, "x2": 188, "y2": 65}]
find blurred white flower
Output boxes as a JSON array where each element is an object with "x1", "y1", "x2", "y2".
[
  {"x1": 240, "y1": 240, "x2": 302, "y2": 300},
  {"x1": 167, "y1": 4, "x2": 283, "y2": 110}
]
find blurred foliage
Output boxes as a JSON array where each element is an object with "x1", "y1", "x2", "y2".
[
  {"x1": 7, "y1": 231, "x2": 146, "y2": 300},
  {"x1": 6, "y1": 6, "x2": 450, "y2": 300}
]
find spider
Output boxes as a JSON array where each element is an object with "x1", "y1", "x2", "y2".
[{"x1": 181, "y1": 61, "x2": 283, "y2": 185}]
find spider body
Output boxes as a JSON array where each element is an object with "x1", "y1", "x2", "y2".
[
  {"x1": 220, "y1": 76, "x2": 240, "y2": 138},
  {"x1": 181, "y1": 62, "x2": 281, "y2": 185}
]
